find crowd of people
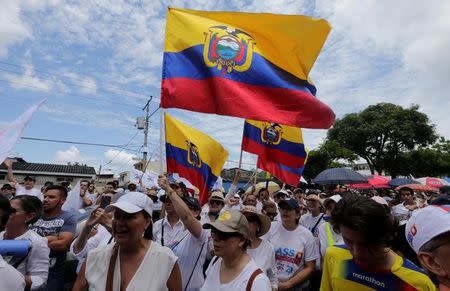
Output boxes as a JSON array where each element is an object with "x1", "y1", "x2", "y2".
[{"x1": 0, "y1": 161, "x2": 449, "y2": 291}]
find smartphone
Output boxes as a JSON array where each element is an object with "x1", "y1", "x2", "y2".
[
  {"x1": 100, "y1": 195, "x2": 112, "y2": 209},
  {"x1": 167, "y1": 174, "x2": 177, "y2": 184}
]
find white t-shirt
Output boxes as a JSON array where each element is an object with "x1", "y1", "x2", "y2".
[
  {"x1": 172, "y1": 229, "x2": 208, "y2": 291},
  {"x1": 247, "y1": 239, "x2": 278, "y2": 289},
  {"x1": 69, "y1": 224, "x2": 113, "y2": 273},
  {"x1": 201, "y1": 257, "x2": 271, "y2": 291},
  {"x1": 318, "y1": 221, "x2": 344, "y2": 258},
  {"x1": 391, "y1": 203, "x2": 412, "y2": 225},
  {"x1": 267, "y1": 221, "x2": 319, "y2": 283},
  {"x1": 299, "y1": 212, "x2": 325, "y2": 237},
  {"x1": 0, "y1": 230, "x2": 49, "y2": 290},
  {"x1": 15, "y1": 185, "x2": 42, "y2": 200},
  {"x1": 0, "y1": 255, "x2": 25, "y2": 291},
  {"x1": 153, "y1": 217, "x2": 188, "y2": 248}
]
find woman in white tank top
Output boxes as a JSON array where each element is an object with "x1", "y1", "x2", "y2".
[{"x1": 72, "y1": 192, "x2": 182, "y2": 291}]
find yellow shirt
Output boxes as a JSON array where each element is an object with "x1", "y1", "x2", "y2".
[{"x1": 320, "y1": 245, "x2": 436, "y2": 291}]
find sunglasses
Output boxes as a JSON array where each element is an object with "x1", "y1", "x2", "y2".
[
  {"x1": 209, "y1": 200, "x2": 224, "y2": 206},
  {"x1": 211, "y1": 230, "x2": 241, "y2": 241}
]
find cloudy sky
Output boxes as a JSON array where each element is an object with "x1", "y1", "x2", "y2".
[{"x1": 1, "y1": 0, "x2": 449, "y2": 174}]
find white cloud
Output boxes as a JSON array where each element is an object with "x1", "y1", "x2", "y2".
[
  {"x1": 54, "y1": 146, "x2": 91, "y2": 164},
  {"x1": 104, "y1": 149, "x2": 137, "y2": 170},
  {"x1": 4, "y1": 61, "x2": 54, "y2": 92},
  {"x1": 0, "y1": 1, "x2": 31, "y2": 57},
  {"x1": 313, "y1": 0, "x2": 450, "y2": 137},
  {"x1": 40, "y1": 104, "x2": 135, "y2": 131}
]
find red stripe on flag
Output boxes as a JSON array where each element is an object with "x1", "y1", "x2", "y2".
[
  {"x1": 242, "y1": 136, "x2": 306, "y2": 168},
  {"x1": 161, "y1": 77, "x2": 335, "y2": 129}
]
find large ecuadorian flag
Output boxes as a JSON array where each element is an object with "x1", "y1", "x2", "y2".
[
  {"x1": 165, "y1": 113, "x2": 228, "y2": 205},
  {"x1": 242, "y1": 119, "x2": 307, "y2": 168},
  {"x1": 161, "y1": 8, "x2": 335, "y2": 129}
]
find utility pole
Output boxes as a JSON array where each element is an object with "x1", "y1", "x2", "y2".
[{"x1": 142, "y1": 97, "x2": 152, "y2": 171}]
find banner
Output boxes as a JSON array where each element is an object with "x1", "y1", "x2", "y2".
[
  {"x1": 165, "y1": 113, "x2": 228, "y2": 205},
  {"x1": 161, "y1": 8, "x2": 334, "y2": 129},
  {"x1": 242, "y1": 119, "x2": 307, "y2": 168}
]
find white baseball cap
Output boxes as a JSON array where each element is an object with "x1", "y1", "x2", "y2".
[
  {"x1": 405, "y1": 205, "x2": 450, "y2": 253},
  {"x1": 371, "y1": 196, "x2": 389, "y2": 206},
  {"x1": 105, "y1": 191, "x2": 153, "y2": 217}
]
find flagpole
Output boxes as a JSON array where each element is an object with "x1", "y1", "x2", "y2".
[
  {"x1": 159, "y1": 108, "x2": 164, "y2": 174},
  {"x1": 238, "y1": 119, "x2": 246, "y2": 170}
]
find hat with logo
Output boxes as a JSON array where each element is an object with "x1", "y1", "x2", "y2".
[
  {"x1": 203, "y1": 210, "x2": 250, "y2": 238},
  {"x1": 105, "y1": 191, "x2": 153, "y2": 217},
  {"x1": 240, "y1": 205, "x2": 271, "y2": 237},
  {"x1": 405, "y1": 205, "x2": 450, "y2": 253},
  {"x1": 278, "y1": 198, "x2": 300, "y2": 210}
]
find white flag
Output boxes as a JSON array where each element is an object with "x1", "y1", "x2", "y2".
[
  {"x1": 130, "y1": 168, "x2": 144, "y2": 184},
  {"x1": 62, "y1": 180, "x2": 82, "y2": 212},
  {"x1": 142, "y1": 171, "x2": 159, "y2": 189},
  {"x1": 0, "y1": 99, "x2": 46, "y2": 164},
  {"x1": 212, "y1": 177, "x2": 223, "y2": 191}
]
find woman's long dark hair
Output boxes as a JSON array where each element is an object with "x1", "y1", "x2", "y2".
[
  {"x1": 142, "y1": 211, "x2": 153, "y2": 240},
  {"x1": 11, "y1": 195, "x2": 43, "y2": 225}
]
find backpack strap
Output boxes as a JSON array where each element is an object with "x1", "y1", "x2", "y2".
[
  {"x1": 105, "y1": 244, "x2": 119, "y2": 291},
  {"x1": 246, "y1": 268, "x2": 263, "y2": 291}
]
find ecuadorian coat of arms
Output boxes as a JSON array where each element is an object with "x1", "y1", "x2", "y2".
[
  {"x1": 203, "y1": 26, "x2": 255, "y2": 74},
  {"x1": 261, "y1": 123, "x2": 283, "y2": 145},
  {"x1": 186, "y1": 141, "x2": 202, "y2": 168}
]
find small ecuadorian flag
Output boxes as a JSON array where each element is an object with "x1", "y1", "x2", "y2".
[
  {"x1": 165, "y1": 113, "x2": 228, "y2": 205},
  {"x1": 161, "y1": 8, "x2": 335, "y2": 129},
  {"x1": 242, "y1": 119, "x2": 307, "y2": 169}
]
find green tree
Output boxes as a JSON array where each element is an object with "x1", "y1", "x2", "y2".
[
  {"x1": 303, "y1": 140, "x2": 358, "y2": 180},
  {"x1": 327, "y1": 103, "x2": 436, "y2": 177},
  {"x1": 396, "y1": 138, "x2": 450, "y2": 177}
]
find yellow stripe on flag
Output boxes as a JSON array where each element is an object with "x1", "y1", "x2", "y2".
[
  {"x1": 164, "y1": 7, "x2": 331, "y2": 80},
  {"x1": 164, "y1": 113, "x2": 228, "y2": 176}
]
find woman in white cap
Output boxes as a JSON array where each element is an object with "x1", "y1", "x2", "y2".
[
  {"x1": 241, "y1": 205, "x2": 278, "y2": 290},
  {"x1": 201, "y1": 210, "x2": 271, "y2": 291},
  {"x1": 72, "y1": 192, "x2": 182, "y2": 291}
]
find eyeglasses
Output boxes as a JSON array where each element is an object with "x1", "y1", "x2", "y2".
[{"x1": 211, "y1": 230, "x2": 240, "y2": 241}]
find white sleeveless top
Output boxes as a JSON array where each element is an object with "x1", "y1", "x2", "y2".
[{"x1": 86, "y1": 242, "x2": 177, "y2": 291}]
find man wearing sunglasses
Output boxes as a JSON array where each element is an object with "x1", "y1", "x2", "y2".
[{"x1": 158, "y1": 175, "x2": 209, "y2": 291}]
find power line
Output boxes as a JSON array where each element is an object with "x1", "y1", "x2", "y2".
[{"x1": 20, "y1": 136, "x2": 141, "y2": 153}]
